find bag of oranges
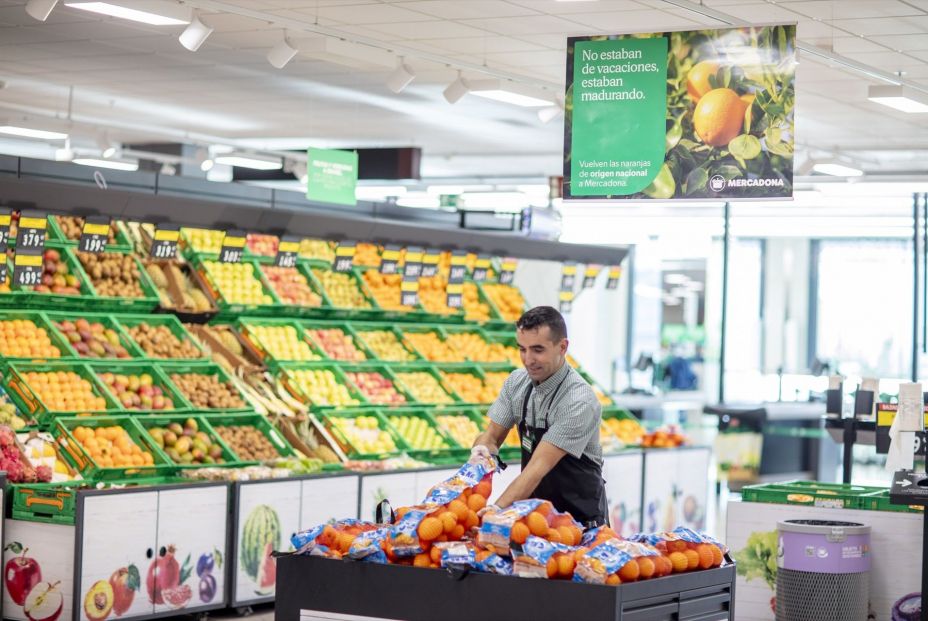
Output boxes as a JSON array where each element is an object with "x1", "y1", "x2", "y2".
[
  {"x1": 474, "y1": 547, "x2": 514, "y2": 576},
  {"x1": 629, "y1": 527, "x2": 726, "y2": 572},
  {"x1": 573, "y1": 538, "x2": 636, "y2": 585},
  {"x1": 478, "y1": 499, "x2": 583, "y2": 556},
  {"x1": 433, "y1": 540, "x2": 477, "y2": 570},
  {"x1": 291, "y1": 519, "x2": 381, "y2": 559},
  {"x1": 511, "y1": 535, "x2": 576, "y2": 579}
]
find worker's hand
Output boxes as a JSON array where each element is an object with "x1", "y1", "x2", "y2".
[
  {"x1": 470, "y1": 445, "x2": 492, "y2": 460},
  {"x1": 477, "y1": 503, "x2": 501, "y2": 519}
]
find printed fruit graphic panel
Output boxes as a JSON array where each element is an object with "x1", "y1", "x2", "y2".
[
  {"x1": 155, "y1": 485, "x2": 229, "y2": 613},
  {"x1": 3, "y1": 520, "x2": 76, "y2": 621},
  {"x1": 234, "y1": 481, "x2": 300, "y2": 604},
  {"x1": 79, "y1": 491, "x2": 158, "y2": 619}
]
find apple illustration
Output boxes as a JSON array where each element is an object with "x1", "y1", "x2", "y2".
[
  {"x1": 23, "y1": 581, "x2": 62, "y2": 621},
  {"x1": 110, "y1": 564, "x2": 139, "y2": 616},
  {"x1": 4, "y1": 542, "x2": 41, "y2": 606}
]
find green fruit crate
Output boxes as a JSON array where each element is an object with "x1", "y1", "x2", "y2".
[
  {"x1": 443, "y1": 326, "x2": 519, "y2": 368},
  {"x1": 482, "y1": 331, "x2": 523, "y2": 367},
  {"x1": 43, "y1": 310, "x2": 145, "y2": 360},
  {"x1": 71, "y1": 248, "x2": 161, "y2": 313},
  {"x1": 348, "y1": 322, "x2": 423, "y2": 363},
  {"x1": 435, "y1": 364, "x2": 497, "y2": 406},
  {"x1": 10, "y1": 480, "x2": 86, "y2": 525},
  {"x1": 0, "y1": 310, "x2": 81, "y2": 364},
  {"x1": 235, "y1": 317, "x2": 324, "y2": 367},
  {"x1": 135, "y1": 414, "x2": 252, "y2": 469},
  {"x1": 190, "y1": 254, "x2": 283, "y2": 319},
  {"x1": 470, "y1": 405, "x2": 522, "y2": 462},
  {"x1": 303, "y1": 265, "x2": 380, "y2": 321},
  {"x1": 381, "y1": 407, "x2": 463, "y2": 462},
  {"x1": 199, "y1": 412, "x2": 297, "y2": 462},
  {"x1": 252, "y1": 259, "x2": 329, "y2": 319},
  {"x1": 319, "y1": 408, "x2": 411, "y2": 461},
  {"x1": 740, "y1": 480, "x2": 884, "y2": 510},
  {"x1": 0, "y1": 245, "x2": 97, "y2": 311},
  {"x1": 390, "y1": 363, "x2": 461, "y2": 406},
  {"x1": 353, "y1": 265, "x2": 439, "y2": 323},
  {"x1": 84, "y1": 361, "x2": 193, "y2": 414},
  {"x1": 179, "y1": 226, "x2": 225, "y2": 258},
  {"x1": 4, "y1": 361, "x2": 123, "y2": 422},
  {"x1": 279, "y1": 362, "x2": 368, "y2": 411},
  {"x1": 157, "y1": 361, "x2": 254, "y2": 413},
  {"x1": 113, "y1": 313, "x2": 210, "y2": 361},
  {"x1": 46, "y1": 214, "x2": 133, "y2": 253},
  {"x1": 858, "y1": 489, "x2": 925, "y2": 514},
  {"x1": 53, "y1": 415, "x2": 177, "y2": 482},
  {"x1": 302, "y1": 320, "x2": 377, "y2": 363},
  {"x1": 338, "y1": 363, "x2": 418, "y2": 408},
  {"x1": 477, "y1": 281, "x2": 525, "y2": 331},
  {"x1": 397, "y1": 324, "x2": 463, "y2": 364}
]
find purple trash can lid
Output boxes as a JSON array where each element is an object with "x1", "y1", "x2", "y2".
[{"x1": 777, "y1": 519, "x2": 871, "y2": 574}]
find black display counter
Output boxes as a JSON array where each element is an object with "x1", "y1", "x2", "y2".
[{"x1": 275, "y1": 555, "x2": 736, "y2": 621}]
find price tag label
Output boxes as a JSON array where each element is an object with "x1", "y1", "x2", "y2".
[
  {"x1": 0, "y1": 210, "x2": 11, "y2": 255},
  {"x1": 404, "y1": 247, "x2": 423, "y2": 279},
  {"x1": 400, "y1": 278, "x2": 419, "y2": 307},
  {"x1": 446, "y1": 251, "x2": 467, "y2": 308},
  {"x1": 582, "y1": 265, "x2": 601, "y2": 289},
  {"x1": 561, "y1": 263, "x2": 577, "y2": 291},
  {"x1": 606, "y1": 266, "x2": 622, "y2": 290},
  {"x1": 274, "y1": 236, "x2": 300, "y2": 268},
  {"x1": 473, "y1": 255, "x2": 491, "y2": 282},
  {"x1": 219, "y1": 229, "x2": 246, "y2": 263},
  {"x1": 422, "y1": 248, "x2": 440, "y2": 278},
  {"x1": 150, "y1": 224, "x2": 180, "y2": 259},
  {"x1": 12, "y1": 252, "x2": 43, "y2": 287},
  {"x1": 499, "y1": 258, "x2": 517, "y2": 285},
  {"x1": 15, "y1": 211, "x2": 47, "y2": 253},
  {"x1": 78, "y1": 215, "x2": 111, "y2": 254},
  {"x1": 380, "y1": 244, "x2": 401, "y2": 275},
  {"x1": 559, "y1": 290, "x2": 574, "y2": 314},
  {"x1": 333, "y1": 241, "x2": 357, "y2": 272}
]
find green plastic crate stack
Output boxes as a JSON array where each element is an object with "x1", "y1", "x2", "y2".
[
  {"x1": 4, "y1": 361, "x2": 122, "y2": 424},
  {"x1": 319, "y1": 408, "x2": 408, "y2": 460},
  {"x1": 47, "y1": 214, "x2": 133, "y2": 254},
  {"x1": 115, "y1": 314, "x2": 210, "y2": 361}
]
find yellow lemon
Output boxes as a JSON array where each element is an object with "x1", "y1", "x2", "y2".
[
  {"x1": 693, "y1": 88, "x2": 748, "y2": 147},
  {"x1": 686, "y1": 61, "x2": 719, "y2": 101}
]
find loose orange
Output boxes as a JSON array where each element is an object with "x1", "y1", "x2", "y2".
[
  {"x1": 683, "y1": 549, "x2": 700, "y2": 571},
  {"x1": 526, "y1": 512, "x2": 549, "y2": 537},
  {"x1": 636, "y1": 556, "x2": 656, "y2": 579},
  {"x1": 618, "y1": 560, "x2": 640, "y2": 582},
  {"x1": 417, "y1": 517, "x2": 443, "y2": 541}
]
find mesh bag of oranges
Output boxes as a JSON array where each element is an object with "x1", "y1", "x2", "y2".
[
  {"x1": 477, "y1": 498, "x2": 583, "y2": 556},
  {"x1": 511, "y1": 535, "x2": 577, "y2": 579},
  {"x1": 291, "y1": 519, "x2": 383, "y2": 560},
  {"x1": 572, "y1": 531, "x2": 664, "y2": 585},
  {"x1": 628, "y1": 527, "x2": 727, "y2": 574}
]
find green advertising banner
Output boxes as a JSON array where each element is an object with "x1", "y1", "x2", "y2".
[
  {"x1": 564, "y1": 25, "x2": 796, "y2": 200},
  {"x1": 306, "y1": 147, "x2": 358, "y2": 206}
]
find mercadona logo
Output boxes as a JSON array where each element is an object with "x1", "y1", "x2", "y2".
[
  {"x1": 708, "y1": 175, "x2": 785, "y2": 193},
  {"x1": 709, "y1": 175, "x2": 726, "y2": 193}
]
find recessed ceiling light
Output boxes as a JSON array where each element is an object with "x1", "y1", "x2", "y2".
[
  {"x1": 813, "y1": 162, "x2": 863, "y2": 177},
  {"x1": 64, "y1": 2, "x2": 188, "y2": 25},
  {"x1": 467, "y1": 79, "x2": 555, "y2": 108},
  {"x1": 214, "y1": 154, "x2": 282, "y2": 170},
  {"x1": 0, "y1": 125, "x2": 68, "y2": 140},
  {"x1": 868, "y1": 84, "x2": 928, "y2": 113},
  {"x1": 73, "y1": 157, "x2": 139, "y2": 171},
  {"x1": 200, "y1": 158, "x2": 214, "y2": 172}
]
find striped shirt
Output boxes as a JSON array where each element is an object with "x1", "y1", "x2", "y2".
[{"x1": 488, "y1": 362, "x2": 603, "y2": 466}]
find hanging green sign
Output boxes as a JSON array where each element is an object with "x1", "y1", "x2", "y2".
[{"x1": 306, "y1": 147, "x2": 358, "y2": 206}]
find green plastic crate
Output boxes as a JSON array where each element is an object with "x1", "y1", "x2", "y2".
[
  {"x1": 236, "y1": 317, "x2": 323, "y2": 365},
  {"x1": 430, "y1": 406, "x2": 486, "y2": 449},
  {"x1": 10, "y1": 480, "x2": 85, "y2": 525},
  {"x1": 43, "y1": 310, "x2": 145, "y2": 360},
  {"x1": 135, "y1": 414, "x2": 250, "y2": 469},
  {"x1": 4, "y1": 361, "x2": 122, "y2": 422},
  {"x1": 304, "y1": 266, "x2": 378, "y2": 320},
  {"x1": 354, "y1": 265, "x2": 439, "y2": 322},
  {"x1": 158, "y1": 361, "x2": 253, "y2": 413},
  {"x1": 303, "y1": 321, "x2": 376, "y2": 363},
  {"x1": 200, "y1": 412, "x2": 296, "y2": 461},
  {"x1": 71, "y1": 248, "x2": 160, "y2": 313},
  {"x1": 741, "y1": 480, "x2": 882, "y2": 509},
  {"x1": 319, "y1": 408, "x2": 409, "y2": 460},
  {"x1": 85, "y1": 361, "x2": 192, "y2": 414},
  {"x1": 53, "y1": 415, "x2": 176, "y2": 481},
  {"x1": 477, "y1": 281, "x2": 525, "y2": 331},
  {"x1": 382, "y1": 407, "x2": 460, "y2": 461},
  {"x1": 0, "y1": 245, "x2": 97, "y2": 311},
  {"x1": 47, "y1": 215, "x2": 133, "y2": 253},
  {"x1": 191, "y1": 254, "x2": 283, "y2": 318},
  {"x1": 114, "y1": 314, "x2": 209, "y2": 361},
  {"x1": 441, "y1": 326, "x2": 518, "y2": 367},
  {"x1": 482, "y1": 331, "x2": 523, "y2": 367},
  {"x1": 253, "y1": 260, "x2": 328, "y2": 318},
  {"x1": 391, "y1": 363, "x2": 460, "y2": 406},
  {"x1": 350, "y1": 322, "x2": 422, "y2": 363},
  {"x1": 280, "y1": 362, "x2": 367, "y2": 410},
  {"x1": 0, "y1": 310, "x2": 78, "y2": 363},
  {"x1": 338, "y1": 363, "x2": 416, "y2": 407},
  {"x1": 398, "y1": 325, "x2": 462, "y2": 364},
  {"x1": 435, "y1": 364, "x2": 496, "y2": 406},
  {"x1": 858, "y1": 489, "x2": 926, "y2": 514}
]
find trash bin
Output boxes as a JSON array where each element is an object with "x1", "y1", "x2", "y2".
[{"x1": 775, "y1": 519, "x2": 871, "y2": 621}]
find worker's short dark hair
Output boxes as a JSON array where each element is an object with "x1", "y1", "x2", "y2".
[{"x1": 516, "y1": 306, "x2": 567, "y2": 342}]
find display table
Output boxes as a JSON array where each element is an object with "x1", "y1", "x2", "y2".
[
  {"x1": 275, "y1": 554, "x2": 737, "y2": 621},
  {"x1": 727, "y1": 498, "x2": 923, "y2": 620}
]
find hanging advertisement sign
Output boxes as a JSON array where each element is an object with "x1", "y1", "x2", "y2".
[{"x1": 564, "y1": 25, "x2": 796, "y2": 200}]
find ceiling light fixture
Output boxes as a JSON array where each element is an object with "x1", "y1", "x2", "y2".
[
  {"x1": 179, "y1": 13, "x2": 213, "y2": 52},
  {"x1": 214, "y1": 153, "x2": 282, "y2": 170},
  {"x1": 25, "y1": 0, "x2": 58, "y2": 21},
  {"x1": 64, "y1": 2, "x2": 188, "y2": 25},
  {"x1": 200, "y1": 158, "x2": 214, "y2": 172},
  {"x1": 467, "y1": 79, "x2": 555, "y2": 108},
  {"x1": 537, "y1": 101, "x2": 564, "y2": 123},
  {"x1": 0, "y1": 125, "x2": 68, "y2": 140},
  {"x1": 267, "y1": 36, "x2": 298, "y2": 69},
  {"x1": 443, "y1": 72, "x2": 470, "y2": 104},
  {"x1": 868, "y1": 84, "x2": 928, "y2": 114},
  {"x1": 813, "y1": 161, "x2": 864, "y2": 177},
  {"x1": 386, "y1": 58, "x2": 415, "y2": 94},
  {"x1": 73, "y1": 157, "x2": 139, "y2": 171}
]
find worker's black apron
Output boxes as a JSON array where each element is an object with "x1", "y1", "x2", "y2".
[{"x1": 518, "y1": 378, "x2": 608, "y2": 529}]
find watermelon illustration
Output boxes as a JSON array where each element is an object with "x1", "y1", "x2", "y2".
[{"x1": 240, "y1": 505, "x2": 281, "y2": 584}]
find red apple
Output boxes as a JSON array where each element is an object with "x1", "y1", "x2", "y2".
[{"x1": 4, "y1": 544, "x2": 41, "y2": 606}]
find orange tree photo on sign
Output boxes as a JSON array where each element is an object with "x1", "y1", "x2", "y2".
[{"x1": 564, "y1": 25, "x2": 797, "y2": 201}]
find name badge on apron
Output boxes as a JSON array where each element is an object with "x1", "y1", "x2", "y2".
[{"x1": 521, "y1": 432, "x2": 534, "y2": 453}]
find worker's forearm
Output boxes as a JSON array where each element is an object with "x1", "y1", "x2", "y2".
[
  {"x1": 495, "y1": 462, "x2": 546, "y2": 508},
  {"x1": 473, "y1": 431, "x2": 500, "y2": 453}
]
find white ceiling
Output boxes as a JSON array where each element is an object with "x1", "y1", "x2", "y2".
[{"x1": 0, "y1": 0, "x2": 927, "y2": 181}]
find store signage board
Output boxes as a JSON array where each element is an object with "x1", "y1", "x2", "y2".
[
  {"x1": 78, "y1": 214, "x2": 111, "y2": 254},
  {"x1": 306, "y1": 147, "x2": 359, "y2": 206},
  {"x1": 150, "y1": 223, "x2": 180, "y2": 259},
  {"x1": 564, "y1": 25, "x2": 796, "y2": 201},
  {"x1": 219, "y1": 229, "x2": 246, "y2": 264},
  {"x1": 15, "y1": 210, "x2": 47, "y2": 253},
  {"x1": 12, "y1": 252, "x2": 42, "y2": 286},
  {"x1": 275, "y1": 236, "x2": 300, "y2": 268},
  {"x1": 333, "y1": 241, "x2": 357, "y2": 272}
]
